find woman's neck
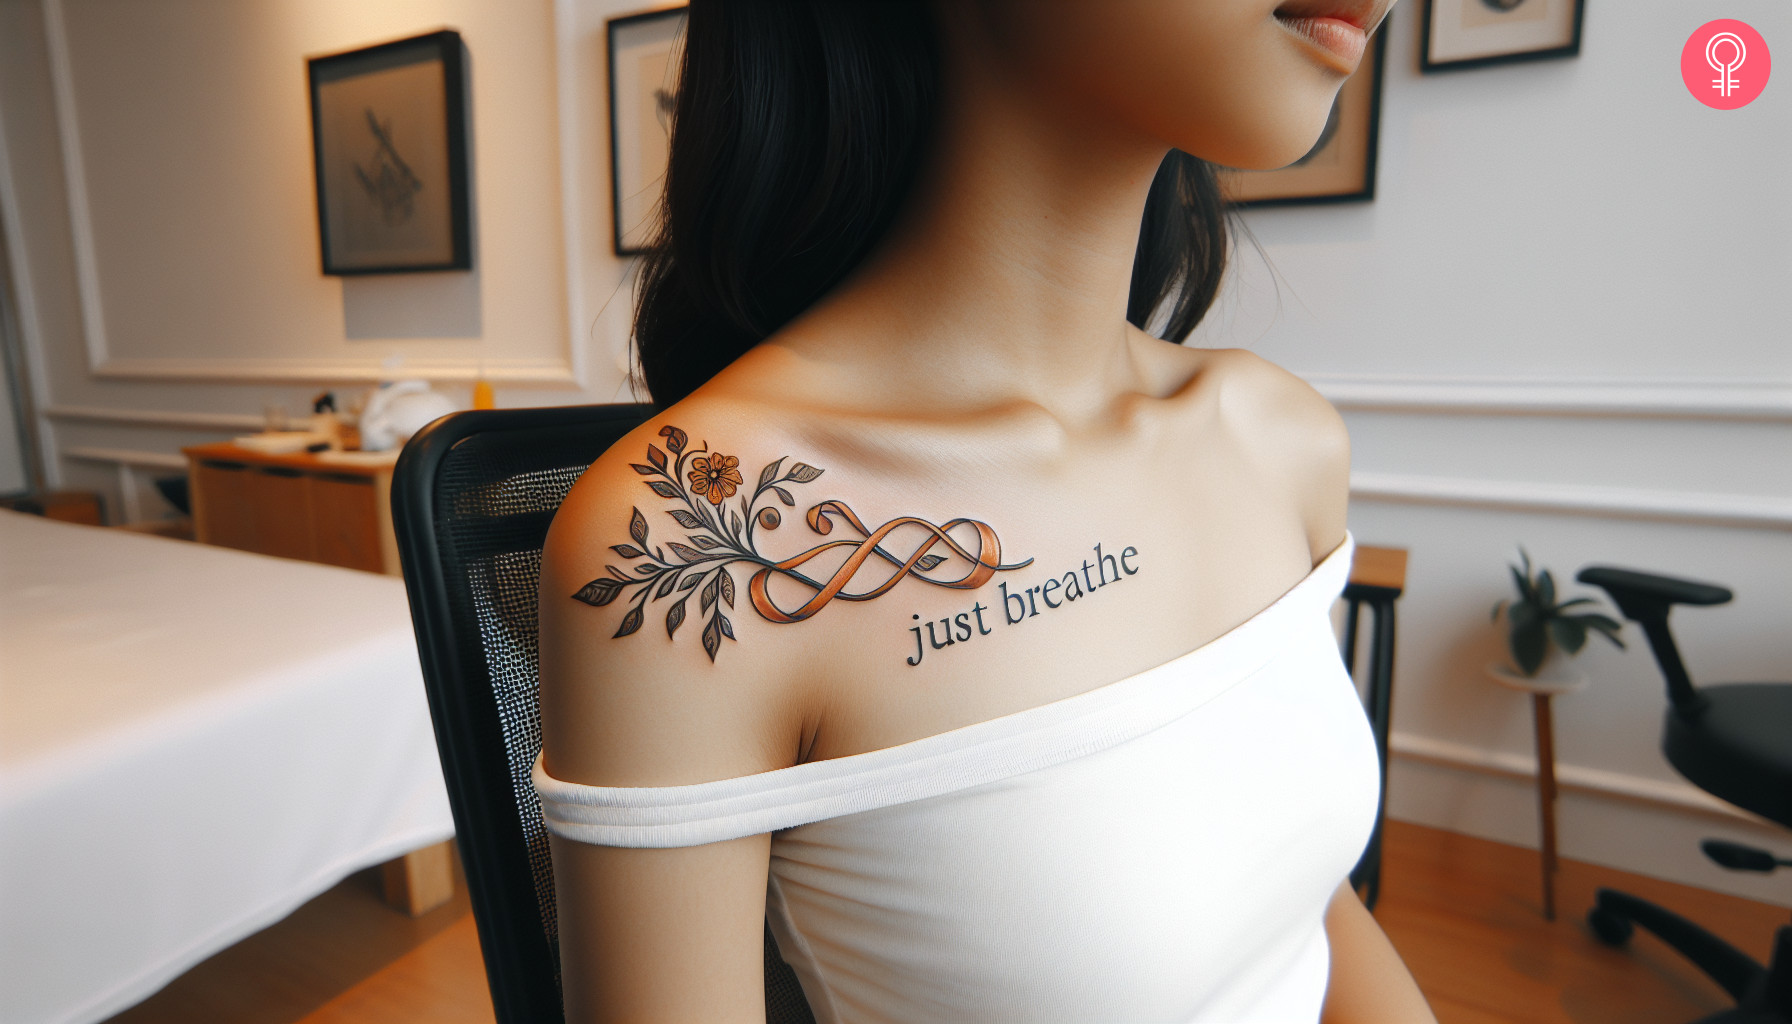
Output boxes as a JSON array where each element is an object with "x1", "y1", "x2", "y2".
[{"x1": 758, "y1": 25, "x2": 1174, "y2": 427}]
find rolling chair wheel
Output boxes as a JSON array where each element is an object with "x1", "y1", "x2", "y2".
[{"x1": 1588, "y1": 905, "x2": 1635, "y2": 947}]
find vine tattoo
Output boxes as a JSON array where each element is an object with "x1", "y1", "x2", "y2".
[{"x1": 572, "y1": 425, "x2": 1034, "y2": 662}]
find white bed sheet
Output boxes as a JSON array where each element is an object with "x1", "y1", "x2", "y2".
[{"x1": 0, "y1": 511, "x2": 454, "y2": 1024}]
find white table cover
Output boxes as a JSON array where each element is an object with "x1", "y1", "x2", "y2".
[{"x1": 0, "y1": 511, "x2": 454, "y2": 1024}]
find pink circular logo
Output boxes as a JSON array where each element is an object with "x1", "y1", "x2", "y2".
[{"x1": 1681, "y1": 19, "x2": 1771, "y2": 109}]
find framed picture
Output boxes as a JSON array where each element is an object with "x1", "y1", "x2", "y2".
[
  {"x1": 608, "y1": 6, "x2": 687, "y2": 256},
  {"x1": 1217, "y1": 27, "x2": 1385, "y2": 207},
  {"x1": 1421, "y1": 0, "x2": 1585, "y2": 72},
  {"x1": 307, "y1": 30, "x2": 471, "y2": 275}
]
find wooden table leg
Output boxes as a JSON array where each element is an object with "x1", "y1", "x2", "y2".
[
  {"x1": 1532, "y1": 692, "x2": 1560, "y2": 921},
  {"x1": 381, "y1": 839, "x2": 456, "y2": 917}
]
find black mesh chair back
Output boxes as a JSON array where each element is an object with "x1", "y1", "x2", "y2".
[{"x1": 392, "y1": 404, "x2": 815, "y2": 1024}]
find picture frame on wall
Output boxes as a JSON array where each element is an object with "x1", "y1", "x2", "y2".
[
  {"x1": 608, "y1": 5, "x2": 688, "y2": 256},
  {"x1": 1421, "y1": 0, "x2": 1586, "y2": 72},
  {"x1": 307, "y1": 30, "x2": 472, "y2": 275},
  {"x1": 1217, "y1": 27, "x2": 1385, "y2": 207}
]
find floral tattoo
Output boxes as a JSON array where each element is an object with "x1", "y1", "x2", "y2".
[{"x1": 573, "y1": 425, "x2": 1034, "y2": 662}]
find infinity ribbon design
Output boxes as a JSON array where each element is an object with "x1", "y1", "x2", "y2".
[{"x1": 748, "y1": 500, "x2": 1033, "y2": 623}]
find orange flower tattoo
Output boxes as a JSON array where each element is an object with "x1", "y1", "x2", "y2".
[
  {"x1": 574, "y1": 425, "x2": 1031, "y2": 662},
  {"x1": 688, "y1": 453, "x2": 743, "y2": 505}
]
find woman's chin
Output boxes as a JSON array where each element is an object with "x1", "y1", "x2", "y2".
[
  {"x1": 1204, "y1": 95, "x2": 1346, "y2": 171},
  {"x1": 1206, "y1": 129, "x2": 1334, "y2": 173}
]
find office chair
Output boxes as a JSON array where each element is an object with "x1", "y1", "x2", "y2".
[
  {"x1": 391, "y1": 405, "x2": 816, "y2": 1024},
  {"x1": 1576, "y1": 565, "x2": 1792, "y2": 1024}
]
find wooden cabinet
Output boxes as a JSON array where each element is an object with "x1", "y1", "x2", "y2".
[
  {"x1": 183, "y1": 444, "x2": 399, "y2": 575},
  {"x1": 310, "y1": 473, "x2": 386, "y2": 571}
]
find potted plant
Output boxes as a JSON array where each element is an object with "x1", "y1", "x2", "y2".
[{"x1": 1489, "y1": 547, "x2": 1624, "y2": 689}]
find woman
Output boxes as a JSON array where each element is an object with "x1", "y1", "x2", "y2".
[{"x1": 536, "y1": 0, "x2": 1436, "y2": 1020}]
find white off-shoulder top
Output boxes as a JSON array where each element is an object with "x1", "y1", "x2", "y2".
[{"x1": 534, "y1": 535, "x2": 1379, "y2": 1023}]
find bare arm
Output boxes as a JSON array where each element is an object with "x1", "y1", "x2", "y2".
[
  {"x1": 550, "y1": 836, "x2": 772, "y2": 1023},
  {"x1": 539, "y1": 421, "x2": 812, "y2": 1023},
  {"x1": 1320, "y1": 882, "x2": 1437, "y2": 1024}
]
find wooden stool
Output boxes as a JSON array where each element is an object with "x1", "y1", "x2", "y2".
[{"x1": 1342, "y1": 545, "x2": 1408, "y2": 911}]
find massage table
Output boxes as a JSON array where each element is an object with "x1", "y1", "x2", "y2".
[{"x1": 0, "y1": 510, "x2": 454, "y2": 1024}]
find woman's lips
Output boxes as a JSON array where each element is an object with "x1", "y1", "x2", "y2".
[{"x1": 1274, "y1": 13, "x2": 1369, "y2": 71}]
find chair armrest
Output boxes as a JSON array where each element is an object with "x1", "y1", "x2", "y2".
[
  {"x1": 1576, "y1": 566, "x2": 1732, "y2": 613},
  {"x1": 1575, "y1": 565, "x2": 1726, "y2": 719}
]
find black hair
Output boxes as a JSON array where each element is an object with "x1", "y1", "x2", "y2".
[{"x1": 632, "y1": 0, "x2": 1233, "y2": 409}]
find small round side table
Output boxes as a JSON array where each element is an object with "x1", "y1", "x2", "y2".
[{"x1": 1485, "y1": 661, "x2": 1587, "y2": 921}]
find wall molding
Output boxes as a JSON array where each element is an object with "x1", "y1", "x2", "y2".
[
  {"x1": 62, "y1": 444, "x2": 186, "y2": 470},
  {"x1": 44, "y1": 404, "x2": 263, "y2": 432},
  {"x1": 37, "y1": 0, "x2": 584, "y2": 388},
  {"x1": 88, "y1": 356, "x2": 579, "y2": 387},
  {"x1": 1351, "y1": 470, "x2": 1792, "y2": 530},
  {"x1": 1390, "y1": 731, "x2": 1759, "y2": 824},
  {"x1": 1310, "y1": 374, "x2": 1792, "y2": 422}
]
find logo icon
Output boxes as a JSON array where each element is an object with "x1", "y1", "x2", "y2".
[
  {"x1": 1682, "y1": 20, "x2": 1771, "y2": 109},
  {"x1": 1708, "y1": 32, "x2": 1746, "y2": 97}
]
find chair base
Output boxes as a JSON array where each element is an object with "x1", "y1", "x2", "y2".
[{"x1": 1588, "y1": 888, "x2": 1792, "y2": 1022}]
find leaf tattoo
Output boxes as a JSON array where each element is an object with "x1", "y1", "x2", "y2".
[{"x1": 613, "y1": 604, "x2": 643, "y2": 639}]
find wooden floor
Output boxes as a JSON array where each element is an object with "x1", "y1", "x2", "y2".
[
  {"x1": 103, "y1": 863, "x2": 491, "y2": 1024},
  {"x1": 1377, "y1": 822, "x2": 1787, "y2": 1023},
  {"x1": 105, "y1": 821, "x2": 1788, "y2": 1024}
]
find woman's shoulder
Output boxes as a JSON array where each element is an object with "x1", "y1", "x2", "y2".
[
  {"x1": 1151, "y1": 342, "x2": 1337, "y2": 428},
  {"x1": 539, "y1": 396, "x2": 826, "y2": 789},
  {"x1": 1164, "y1": 344, "x2": 1350, "y2": 561}
]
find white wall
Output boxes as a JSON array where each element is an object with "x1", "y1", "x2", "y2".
[
  {"x1": 1186, "y1": 1, "x2": 1791, "y2": 904},
  {"x1": 2, "y1": 0, "x2": 1788, "y2": 905},
  {"x1": 0, "y1": 0, "x2": 641, "y2": 520}
]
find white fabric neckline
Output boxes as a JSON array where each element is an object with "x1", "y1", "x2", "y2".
[{"x1": 535, "y1": 534, "x2": 1355, "y2": 848}]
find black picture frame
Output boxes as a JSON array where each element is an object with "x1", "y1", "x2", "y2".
[
  {"x1": 1218, "y1": 27, "x2": 1386, "y2": 208},
  {"x1": 307, "y1": 30, "x2": 472, "y2": 275},
  {"x1": 1420, "y1": 0, "x2": 1585, "y2": 73},
  {"x1": 607, "y1": 6, "x2": 687, "y2": 257}
]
